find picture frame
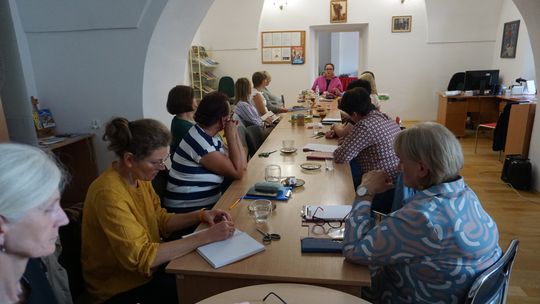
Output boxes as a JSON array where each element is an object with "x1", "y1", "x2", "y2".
[
  {"x1": 330, "y1": 0, "x2": 347, "y2": 23},
  {"x1": 291, "y1": 46, "x2": 305, "y2": 65},
  {"x1": 500, "y1": 20, "x2": 520, "y2": 58},
  {"x1": 392, "y1": 16, "x2": 412, "y2": 33}
]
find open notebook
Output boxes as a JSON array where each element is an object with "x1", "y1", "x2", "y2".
[
  {"x1": 196, "y1": 229, "x2": 265, "y2": 268},
  {"x1": 261, "y1": 111, "x2": 280, "y2": 124}
]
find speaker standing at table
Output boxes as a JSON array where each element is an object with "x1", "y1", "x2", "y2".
[
  {"x1": 343, "y1": 122, "x2": 502, "y2": 303},
  {"x1": 81, "y1": 117, "x2": 235, "y2": 303}
]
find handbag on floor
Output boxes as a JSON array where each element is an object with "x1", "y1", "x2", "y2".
[{"x1": 501, "y1": 155, "x2": 532, "y2": 190}]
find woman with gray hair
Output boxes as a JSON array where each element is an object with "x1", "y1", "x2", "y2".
[
  {"x1": 343, "y1": 122, "x2": 502, "y2": 303},
  {"x1": 0, "y1": 143, "x2": 69, "y2": 304}
]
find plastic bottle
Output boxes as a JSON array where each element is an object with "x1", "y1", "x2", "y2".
[{"x1": 315, "y1": 85, "x2": 320, "y2": 103}]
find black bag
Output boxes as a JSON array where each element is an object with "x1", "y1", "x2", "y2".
[{"x1": 501, "y1": 155, "x2": 532, "y2": 190}]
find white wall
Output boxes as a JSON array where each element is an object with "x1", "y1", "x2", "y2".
[
  {"x1": 513, "y1": 0, "x2": 540, "y2": 190},
  {"x1": 491, "y1": 0, "x2": 536, "y2": 86},
  {"x1": 197, "y1": 0, "x2": 523, "y2": 122},
  {"x1": 5, "y1": 0, "x2": 213, "y2": 170}
]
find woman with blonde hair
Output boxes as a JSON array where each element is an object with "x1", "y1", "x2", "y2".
[{"x1": 0, "y1": 143, "x2": 69, "y2": 304}]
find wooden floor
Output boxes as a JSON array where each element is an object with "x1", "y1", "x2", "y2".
[{"x1": 405, "y1": 122, "x2": 540, "y2": 303}]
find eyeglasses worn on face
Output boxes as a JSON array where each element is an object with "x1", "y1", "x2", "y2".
[{"x1": 147, "y1": 154, "x2": 170, "y2": 168}]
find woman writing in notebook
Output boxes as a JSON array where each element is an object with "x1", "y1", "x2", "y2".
[{"x1": 81, "y1": 117, "x2": 235, "y2": 303}]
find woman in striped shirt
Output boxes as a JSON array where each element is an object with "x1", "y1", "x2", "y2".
[{"x1": 165, "y1": 92, "x2": 247, "y2": 214}]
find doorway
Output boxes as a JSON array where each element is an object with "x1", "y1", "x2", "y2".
[{"x1": 318, "y1": 31, "x2": 359, "y2": 77}]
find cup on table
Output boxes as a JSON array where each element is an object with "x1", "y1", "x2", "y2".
[
  {"x1": 282, "y1": 139, "x2": 295, "y2": 151},
  {"x1": 252, "y1": 200, "x2": 273, "y2": 223},
  {"x1": 325, "y1": 158, "x2": 334, "y2": 171},
  {"x1": 265, "y1": 164, "x2": 281, "y2": 183},
  {"x1": 312, "y1": 123, "x2": 321, "y2": 135}
]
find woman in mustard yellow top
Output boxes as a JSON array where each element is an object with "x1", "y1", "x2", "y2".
[{"x1": 81, "y1": 117, "x2": 235, "y2": 303}]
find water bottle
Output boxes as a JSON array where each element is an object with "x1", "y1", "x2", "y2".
[{"x1": 315, "y1": 85, "x2": 320, "y2": 103}]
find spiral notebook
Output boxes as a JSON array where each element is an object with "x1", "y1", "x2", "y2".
[{"x1": 196, "y1": 229, "x2": 265, "y2": 268}]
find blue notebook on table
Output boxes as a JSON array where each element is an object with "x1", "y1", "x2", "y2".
[
  {"x1": 243, "y1": 187, "x2": 292, "y2": 201},
  {"x1": 301, "y1": 237, "x2": 343, "y2": 253}
]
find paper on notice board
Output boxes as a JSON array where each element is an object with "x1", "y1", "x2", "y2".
[
  {"x1": 271, "y1": 48, "x2": 282, "y2": 62},
  {"x1": 281, "y1": 32, "x2": 291, "y2": 46},
  {"x1": 272, "y1": 32, "x2": 282, "y2": 46},
  {"x1": 262, "y1": 48, "x2": 272, "y2": 62},
  {"x1": 291, "y1": 32, "x2": 301, "y2": 46},
  {"x1": 262, "y1": 33, "x2": 273, "y2": 47},
  {"x1": 281, "y1": 47, "x2": 291, "y2": 61}
]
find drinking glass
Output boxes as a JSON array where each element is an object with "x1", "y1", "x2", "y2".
[
  {"x1": 325, "y1": 158, "x2": 335, "y2": 171},
  {"x1": 265, "y1": 164, "x2": 281, "y2": 183},
  {"x1": 252, "y1": 200, "x2": 273, "y2": 223},
  {"x1": 282, "y1": 139, "x2": 295, "y2": 151}
]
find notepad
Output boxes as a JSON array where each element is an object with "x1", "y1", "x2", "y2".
[
  {"x1": 321, "y1": 117, "x2": 342, "y2": 125},
  {"x1": 261, "y1": 111, "x2": 280, "y2": 124},
  {"x1": 306, "y1": 151, "x2": 334, "y2": 160},
  {"x1": 302, "y1": 143, "x2": 338, "y2": 153},
  {"x1": 302, "y1": 205, "x2": 352, "y2": 221},
  {"x1": 196, "y1": 229, "x2": 265, "y2": 268}
]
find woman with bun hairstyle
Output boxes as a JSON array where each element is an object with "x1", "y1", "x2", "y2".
[{"x1": 81, "y1": 117, "x2": 235, "y2": 303}]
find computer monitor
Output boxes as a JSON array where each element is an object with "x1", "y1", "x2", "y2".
[{"x1": 464, "y1": 70, "x2": 499, "y2": 95}]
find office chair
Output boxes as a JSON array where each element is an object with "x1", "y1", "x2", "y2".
[
  {"x1": 218, "y1": 76, "x2": 235, "y2": 102},
  {"x1": 465, "y1": 239, "x2": 519, "y2": 304},
  {"x1": 245, "y1": 125, "x2": 265, "y2": 158},
  {"x1": 447, "y1": 72, "x2": 466, "y2": 91},
  {"x1": 474, "y1": 122, "x2": 501, "y2": 159}
]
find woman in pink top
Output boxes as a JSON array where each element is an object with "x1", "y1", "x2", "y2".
[{"x1": 311, "y1": 63, "x2": 343, "y2": 95}]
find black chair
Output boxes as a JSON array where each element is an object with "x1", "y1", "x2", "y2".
[
  {"x1": 447, "y1": 72, "x2": 466, "y2": 91},
  {"x1": 245, "y1": 125, "x2": 265, "y2": 158},
  {"x1": 218, "y1": 76, "x2": 235, "y2": 102},
  {"x1": 465, "y1": 239, "x2": 519, "y2": 304},
  {"x1": 151, "y1": 168, "x2": 169, "y2": 206}
]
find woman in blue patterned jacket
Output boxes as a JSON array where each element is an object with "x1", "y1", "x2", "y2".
[{"x1": 344, "y1": 122, "x2": 502, "y2": 304}]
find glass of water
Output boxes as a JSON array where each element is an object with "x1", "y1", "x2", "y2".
[
  {"x1": 265, "y1": 164, "x2": 281, "y2": 183},
  {"x1": 252, "y1": 200, "x2": 273, "y2": 223}
]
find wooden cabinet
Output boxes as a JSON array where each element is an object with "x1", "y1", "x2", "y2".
[
  {"x1": 505, "y1": 103, "x2": 536, "y2": 157},
  {"x1": 45, "y1": 134, "x2": 99, "y2": 207},
  {"x1": 437, "y1": 95, "x2": 467, "y2": 137}
]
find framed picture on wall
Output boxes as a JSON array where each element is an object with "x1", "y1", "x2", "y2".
[
  {"x1": 392, "y1": 16, "x2": 412, "y2": 33},
  {"x1": 500, "y1": 20, "x2": 520, "y2": 58},
  {"x1": 330, "y1": 0, "x2": 347, "y2": 23}
]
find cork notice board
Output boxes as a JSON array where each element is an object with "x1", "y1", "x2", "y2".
[{"x1": 261, "y1": 30, "x2": 305, "y2": 64}]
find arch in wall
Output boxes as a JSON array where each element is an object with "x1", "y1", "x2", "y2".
[{"x1": 513, "y1": 0, "x2": 540, "y2": 190}]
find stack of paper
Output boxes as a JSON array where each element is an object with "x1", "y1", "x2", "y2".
[{"x1": 197, "y1": 229, "x2": 265, "y2": 268}]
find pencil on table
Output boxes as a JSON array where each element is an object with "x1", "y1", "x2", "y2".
[{"x1": 228, "y1": 197, "x2": 242, "y2": 210}]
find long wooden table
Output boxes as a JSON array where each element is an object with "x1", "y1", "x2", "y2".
[{"x1": 166, "y1": 100, "x2": 370, "y2": 303}]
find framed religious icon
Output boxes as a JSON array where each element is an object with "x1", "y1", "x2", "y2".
[
  {"x1": 392, "y1": 16, "x2": 412, "y2": 33},
  {"x1": 500, "y1": 20, "x2": 520, "y2": 58},
  {"x1": 330, "y1": 0, "x2": 347, "y2": 23}
]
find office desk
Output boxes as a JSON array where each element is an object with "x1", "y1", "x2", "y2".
[
  {"x1": 437, "y1": 92, "x2": 536, "y2": 157},
  {"x1": 166, "y1": 101, "x2": 369, "y2": 303}
]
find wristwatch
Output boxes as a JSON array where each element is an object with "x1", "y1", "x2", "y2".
[{"x1": 356, "y1": 185, "x2": 371, "y2": 197}]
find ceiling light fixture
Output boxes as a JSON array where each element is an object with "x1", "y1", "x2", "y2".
[{"x1": 274, "y1": 0, "x2": 288, "y2": 10}]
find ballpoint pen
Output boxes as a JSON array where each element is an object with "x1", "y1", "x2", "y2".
[{"x1": 228, "y1": 197, "x2": 242, "y2": 210}]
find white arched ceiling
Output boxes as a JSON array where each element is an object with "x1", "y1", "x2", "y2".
[{"x1": 143, "y1": 0, "x2": 215, "y2": 123}]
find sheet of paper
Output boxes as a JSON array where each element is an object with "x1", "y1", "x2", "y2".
[
  {"x1": 291, "y1": 32, "x2": 301, "y2": 46},
  {"x1": 262, "y1": 33, "x2": 273, "y2": 47},
  {"x1": 262, "y1": 48, "x2": 272, "y2": 62},
  {"x1": 271, "y1": 48, "x2": 282, "y2": 62},
  {"x1": 281, "y1": 47, "x2": 291, "y2": 61},
  {"x1": 281, "y1": 32, "x2": 291, "y2": 46},
  {"x1": 272, "y1": 32, "x2": 282, "y2": 46},
  {"x1": 525, "y1": 80, "x2": 536, "y2": 94},
  {"x1": 302, "y1": 143, "x2": 338, "y2": 153}
]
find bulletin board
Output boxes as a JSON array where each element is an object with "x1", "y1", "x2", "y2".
[{"x1": 261, "y1": 30, "x2": 305, "y2": 64}]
